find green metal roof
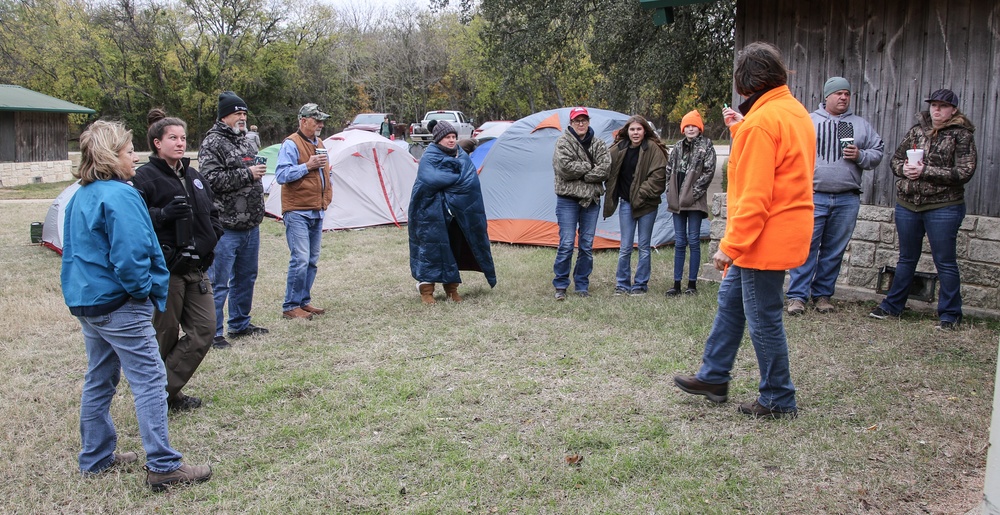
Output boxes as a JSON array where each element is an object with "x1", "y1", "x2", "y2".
[{"x1": 0, "y1": 84, "x2": 96, "y2": 114}]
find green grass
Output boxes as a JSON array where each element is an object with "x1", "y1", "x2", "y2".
[
  {"x1": 0, "y1": 179, "x2": 76, "y2": 199},
  {"x1": 0, "y1": 197, "x2": 995, "y2": 513}
]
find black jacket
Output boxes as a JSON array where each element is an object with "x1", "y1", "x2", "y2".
[{"x1": 132, "y1": 155, "x2": 223, "y2": 270}]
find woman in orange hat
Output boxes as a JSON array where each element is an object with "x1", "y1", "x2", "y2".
[{"x1": 665, "y1": 110, "x2": 716, "y2": 296}]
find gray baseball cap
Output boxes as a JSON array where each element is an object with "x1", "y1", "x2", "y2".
[{"x1": 298, "y1": 103, "x2": 330, "y2": 121}]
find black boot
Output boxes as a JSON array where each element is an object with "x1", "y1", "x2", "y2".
[
  {"x1": 666, "y1": 281, "x2": 681, "y2": 297},
  {"x1": 685, "y1": 280, "x2": 697, "y2": 295}
]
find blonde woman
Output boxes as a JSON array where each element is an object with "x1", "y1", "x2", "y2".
[{"x1": 61, "y1": 120, "x2": 211, "y2": 489}]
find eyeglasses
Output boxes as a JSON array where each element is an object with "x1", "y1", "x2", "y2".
[{"x1": 571, "y1": 118, "x2": 590, "y2": 125}]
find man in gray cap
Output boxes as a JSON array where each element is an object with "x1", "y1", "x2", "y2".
[
  {"x1": 199, "y1": 91, "x2": 269, "y2": 348},
  {"x1": 786, "y1": 76, "x2": 884, "y2": 315},
  {"x1": 274, "y1": 103, "x2": 333, "y2": 320}
]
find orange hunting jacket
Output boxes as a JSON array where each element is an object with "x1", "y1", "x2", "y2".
[{"x1": 720, "y1": 85, "x2": 815, "y2": 270}]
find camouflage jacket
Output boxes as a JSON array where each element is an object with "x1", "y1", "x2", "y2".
[
  {"x1": 552, "y1": 126, "x2": 611, "y2": 208},
  {"x1": 198, "y1": 121, "x2": 265, "y2": 230},
  {"x1": 890, "y1": 112, "x2": 977, "y2": 208}
]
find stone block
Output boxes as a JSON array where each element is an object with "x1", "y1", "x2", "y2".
[
  {"x1": 975, "y1": 217, "x2": 1000, "y2": 241},
  {"x1": 848, "y1": 241, "x2": 875, "y2": 267},
  {"x1": 968, "y1": 239, "x2": 1000, "y2": 263},
  {"x1": 880, "y1": 224, "x2": 896, "y2": 245},
  {"x1": 960, "y1": 215, "x2": 978, "y2": 233},
  {"x1": 710, "y1": 219, "x2": 727, "y2": 240},
  {"x1": 916, "y1": 255, "x2": 936, "y2": 274},
  {"x1": 875, "y1": 248, "x2": 899, "y2": 268},
  {"x1": 847, "y1": 267, "x2": 878, "y2": 288},
  {"x1": 711, "y1": 193, "x2": 726, "y2": 217},
  {"x1": 858, "y1": 205, "x2": 893, "y2": 222},
  {"x1": 956, "y1": 232, "x2": 969, "y2": 260},
  {"x1": 959, "y1": 262, "x2": 1000, "y2": 288},
  {"x1": 852, "y1": 221, "x2": 881, "y2": 242},
  {"x1": 962, "y1": 285, "x2": 998, "y2": 310},
  {"x1": 708, "y1": 240, "x2": 719, "y2": 256}
]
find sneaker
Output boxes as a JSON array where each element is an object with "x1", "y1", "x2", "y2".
[
  {"x1": 814, "y1": 297, "x2": 835, "y2": 313},
  {"x1": 673, "y1": 375, "x2": 729, "y2": 403},
  {"x1": 614, "y1": 287, "x2": 629, "y2": 296},
  {"x1": 228, "y1": 324, "x2": 269, "y2": 339},
  {"x1": 554, "y1": 289, "x2": 567, "y2": 301},
  {"x1": 936, "y1": 320, "x2": 958, "y2": 331},
  {"x1": 665, "y1": 288, "x2": 681, "y2": 297},
  {"x1": 211, "y1": 336, "x2": 231, "y2": 349},
  {"x1": 786, "y1": 299, "x2": 806, "y2": 316},
  {"x1": 738, "y1": 400, "x2": 798, "y2": 420},
  {"x1": 630, "y1": 289, "x2": 647, "y2": 296},
  {"x1": 576, "y1": 291, "x2": 590, "y2": 298},
  {"x1": 868, "y1": 306, "x2": 896, "y2": 320},
  {"x1": 168, "y1": 394, "x2": 202, "y2": 412},
  {"x1": 146, "y1": 463, "x2": 213, "y2": 492}
]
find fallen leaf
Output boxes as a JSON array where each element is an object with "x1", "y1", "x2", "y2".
[
  {"x1": 867, "y1": 424, "x2": 879, "y2": 431},
  {"x1": 565, "y1": 454, "x2": 583, "y2": 466}
]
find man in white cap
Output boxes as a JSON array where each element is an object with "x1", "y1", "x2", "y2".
[
  {"x1": 785, "y1": 76, "x2": 884, "y2": 315},
  {"x1": 274, "y1": 103, "x2": 332, "y2": 320}
]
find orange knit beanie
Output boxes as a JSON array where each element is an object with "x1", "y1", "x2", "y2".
[{"x1": 680, "y1": 110, "x2": 704, "y2": 132}]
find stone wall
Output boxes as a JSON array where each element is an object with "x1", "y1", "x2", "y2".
[
  {"x1": 0, "y1": 160, "x2": 74, "y2": 187},
  {"x1": 702, "y1": 192, "x2": 1000, "y2": 316}
]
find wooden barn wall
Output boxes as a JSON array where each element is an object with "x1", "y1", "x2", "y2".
[
  {"x1": 734, "y1": 0, "x2": 1000, "y2": 216},
  {"x1": 13, "y1": 112, "x2": 68, "y2": 163}
]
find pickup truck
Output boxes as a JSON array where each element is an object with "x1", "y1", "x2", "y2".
[{"x1": 409, "y1": 111, "x2": 475, "y2": 143}]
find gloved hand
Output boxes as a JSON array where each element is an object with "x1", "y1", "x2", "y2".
[{"x1": 158, "y1": 197, "x2": 191, "y2": 223}]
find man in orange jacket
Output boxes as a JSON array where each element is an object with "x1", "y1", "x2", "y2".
[{"x1": 673, "y1": 42, "x2": 816, "y2": 419}]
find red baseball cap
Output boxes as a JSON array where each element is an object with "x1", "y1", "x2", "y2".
[{"x1": 569, "y1": 107, "x2": 589, "y2": 120}]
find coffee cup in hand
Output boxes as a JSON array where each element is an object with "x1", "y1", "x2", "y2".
[
  {"x1": 906, "y1": 148, "x2": 924, "y2": 166},
  {"x1": 839, "y1": 138, "x2": 854, "y2": 149}
]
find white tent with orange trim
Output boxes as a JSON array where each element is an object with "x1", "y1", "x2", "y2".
[
  {"x1": 265, "y1": 130, "x2": 418, "y2": 230},
  {"x1": 479, "y1": 107, "x2": 704, "y2": 249}
]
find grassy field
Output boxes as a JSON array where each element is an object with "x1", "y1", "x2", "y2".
[{"x1": 0, "y1": 196, "x2": 996, "y2": 513}]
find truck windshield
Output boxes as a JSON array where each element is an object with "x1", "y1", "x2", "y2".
[{"x1": 426, "y1": 113, "x2": 458, "y2": 122}]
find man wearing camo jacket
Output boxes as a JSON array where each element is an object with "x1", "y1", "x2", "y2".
[{"x1": 198, "y1": 91, "x2": 269, "y2": 348}]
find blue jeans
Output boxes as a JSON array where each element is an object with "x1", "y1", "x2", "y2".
[
  {"x1": 672, "y1": 211, "x2": 704, "y2": 281},
  {"x1": 553, "y1": 196, "x2": 599, "y2": 292},
  {"x1": 879, "y1": 203, "x2": 965, "y2": 323},
  {"x1": 208, "y1": 227, "x2": 260, "y2": 336},
  {"x1": 616, "y1": 200, "x2": 657, "y2": 292},
  {"x1": 78, "y1": 298, "x2": 183, "y2": 474},
  {"x1": 283, "y1": 211, "x2": 323, "y2": 312},
  {"x1": 787, "y1": 192, "x2": 860, "y2": 302},
  {"x1": 696, "y1": 266, "x2": 797, "y2": 411}
]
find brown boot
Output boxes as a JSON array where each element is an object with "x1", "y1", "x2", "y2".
[
  {"x1": 418, "y1": 283, "x2": 436, "y2": 304},
  {"x1": 443, "y1": 283, "x2": 462, "y2": 302}
]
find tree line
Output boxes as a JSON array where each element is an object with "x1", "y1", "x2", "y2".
[{"x1": 0, "y1": 0, "x2": 735, "y2": 148}]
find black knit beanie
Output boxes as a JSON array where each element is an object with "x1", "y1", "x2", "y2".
[
  {"x1": 217, "y1": 91, "x2": 248, "y2": 120},
  {"x1": 432, "y1": 120, "x2": 457, "y2": 144}
]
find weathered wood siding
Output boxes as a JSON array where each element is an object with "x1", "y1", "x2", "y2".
[
  {"x1": 735, "y1": 0, "x2": 1000, "y2": 216},
  {"x1": 8, "y1": 112, "x2": 68, "y2": 163}
]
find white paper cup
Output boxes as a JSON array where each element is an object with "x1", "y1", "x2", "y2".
[
  {"x1": 906, "y1": 149, "x2": 924, "y2": 166},
  {"x1": 839, "y1": 137, "x2": 854, "y2": 148}
]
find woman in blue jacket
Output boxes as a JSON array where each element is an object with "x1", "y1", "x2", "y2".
[
  {"x1": 409, "y1": 120, "x2": 497, "y2": 303},
  {"x1": 61, "y1": 120, "x2": 211, "y2": 489}
]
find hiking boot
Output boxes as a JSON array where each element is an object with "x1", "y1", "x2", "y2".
[
  {"x1": 82, "y1": 451, "x2": 139, "y2": 476},
  {"x1": 868, "y1": 306, "x2": 896, "y2": 320},
  {"x1": 211, "y1": 336, "x2": 231, "y2": 349},
  {"x1": 614, "y1": 287, "x2": 629, "y2": 296},
  {"x1": 630, "y1": 289, "x2": 647, "y2": 296},
  {"x1": 665, "y1": 288, "x2": 681, "y2": 297},
  {"x1": 738, "y1": 400, "x2": 798, "y2": 420},
  {"x1": 673, "y1": 375, "x2": 729, "y2": 403},
  {"x1": 576, "y1": 290, "x2": 590, "y2": 298},
  {"x1": 229, "y1": 324, "x2": 269, "y2": 339},
  {"x1": 814, "y1": 297, "x2": 834, "y2": 313},
  {"x1": 554, "y1": 289, "x2": 567, "y2": 301},
  {"x1": 786, "y1": 298, "x2": 806, "y2": 316},
  {"x1": 684, "y1": 288, "x2": 697, "y2": 295},
  {"x1": 301, "y1": 305, "x2": 326, "y2": 315},
  {"x1": 146, "y1": 463, "x2": 213, "y2": 492},
  {"x1": 283, "y1": 307, "x2": 314, "y2": 320},
  {"x1": 168, "y1": 394, "x2": 202, "y2": 412}
]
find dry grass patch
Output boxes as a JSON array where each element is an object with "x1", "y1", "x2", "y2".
[{"x1": 0, "y1": 197, "x2": 996, "y2": 513}]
